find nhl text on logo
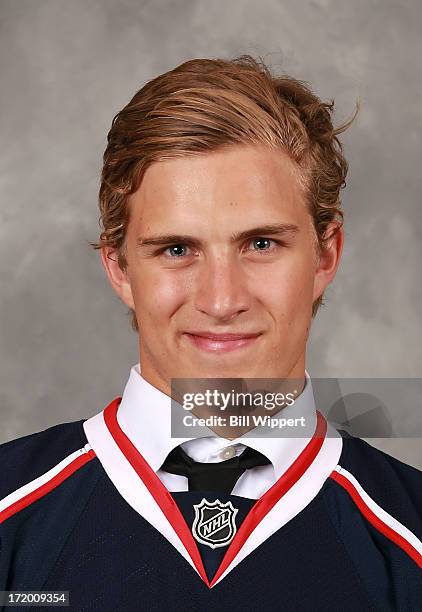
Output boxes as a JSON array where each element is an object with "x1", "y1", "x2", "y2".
[{"x1": 192, "y1": 498, "x2": 238, "y2": 549}]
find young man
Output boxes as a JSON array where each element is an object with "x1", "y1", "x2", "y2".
[{"x1": 1, "y1": 55, "x2": 421, "y2": 611}]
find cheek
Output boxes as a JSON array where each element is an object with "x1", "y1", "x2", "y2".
[
  {"x1": 131, "y1": 270, "x2": 188, "y2": 321},
  {"x1": 256, "y1": 255, "x2": 315, "y2": 316}
]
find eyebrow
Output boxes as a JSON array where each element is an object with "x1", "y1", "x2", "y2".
[{"x1": 136, "y1": 223, "x2": 300, "y2": 248}]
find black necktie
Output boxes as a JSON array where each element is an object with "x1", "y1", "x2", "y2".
[{"x1": 160, "y1": 444, "x2": 271, "y2": 493}]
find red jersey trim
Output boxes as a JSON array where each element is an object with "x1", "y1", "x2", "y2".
[
  {"x1": 330, "y1": 469, "x2": 422, "y2": 569},
  {"x1": 103, "y1": 396, "x2": 327, "y2": 588},
  {"x1": 0, "y1": 448, "x2": 96, "y2": 524}
]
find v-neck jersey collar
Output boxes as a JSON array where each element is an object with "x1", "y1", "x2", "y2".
[{"x1": 83, "y1": 367, "x2": 342, "y2": 588}]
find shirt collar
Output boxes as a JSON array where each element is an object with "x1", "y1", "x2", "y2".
[{"x1": 116, "y1": 362, "x2": 318, "y2": 479}]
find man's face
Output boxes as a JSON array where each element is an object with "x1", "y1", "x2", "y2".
[{"x1": 104, "y1": 144, "x2": 342, "y2": 392}]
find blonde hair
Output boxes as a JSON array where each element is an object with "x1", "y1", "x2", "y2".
[{"x1": 91, "y1": 54, "x2": 357, "y2": 331}]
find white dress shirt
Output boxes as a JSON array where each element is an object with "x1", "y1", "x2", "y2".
[{"x1": 116, "y1": 362, "x2": 318, "y2": 499}]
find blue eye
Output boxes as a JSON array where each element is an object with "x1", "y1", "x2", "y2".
[
  {"x1": 250, "y1": 238, "x2": 274, "y2": 251},
  {"x1": 165, "y1": 244, "x2": 188, "y2": 257}
]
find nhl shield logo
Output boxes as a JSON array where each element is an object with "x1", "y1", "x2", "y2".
[{"x1": 192, "y1": 498, "x2": 238, "y2": 549}]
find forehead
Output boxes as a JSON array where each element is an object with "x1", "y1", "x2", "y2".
[{"x1": 128, "y1": 144, "x2": 309, "y2": 233}]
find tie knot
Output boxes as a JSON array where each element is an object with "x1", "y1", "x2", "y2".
[{"x1": 161, "y1": 444, "x2": 271, "y2": 493}]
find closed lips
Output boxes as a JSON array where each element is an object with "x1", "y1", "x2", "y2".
[{"x1": 185, "y1": 332, "x2": 261, "y2": 340}]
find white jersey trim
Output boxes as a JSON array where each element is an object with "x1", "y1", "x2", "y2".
[
  {"x1": 0, "y1": 443, "x2": 92, "y2": 514},
  {"x1": 333, "y1": 465, "x2": 422, "y2": 559},
  {"x1": 83, "y1": 411, "x2": 342, "y2": 586}
]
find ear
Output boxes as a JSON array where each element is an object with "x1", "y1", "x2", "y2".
[
  {"x1": 312, "y1": 222, "x2": 344, "y2": 302},
  {"x1": 100, "y1": 246, "x2": 135, "y2": 310}
]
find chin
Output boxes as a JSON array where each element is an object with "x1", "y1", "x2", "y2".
[{"x1": 185, "y1": 363, "x2": 259, "y2": 379}]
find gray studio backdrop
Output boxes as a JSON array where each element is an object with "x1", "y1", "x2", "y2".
[{"x1": 1, "y1": 0, "x2": 421, "y2": 466}]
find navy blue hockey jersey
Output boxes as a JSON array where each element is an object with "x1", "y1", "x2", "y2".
[{"x1": 1, "y1": 396, "x2": 422, "y2": 611}]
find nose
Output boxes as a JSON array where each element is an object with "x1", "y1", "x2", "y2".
[{"x1": 194, "y1": 253, "x2": 251, "y2": 321}]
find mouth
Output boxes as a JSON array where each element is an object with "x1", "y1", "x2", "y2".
[{"x1": 183, "y1": 331, "x2": 262, "y2": 353}]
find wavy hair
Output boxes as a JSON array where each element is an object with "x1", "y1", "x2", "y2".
[{"x1": 91, "y1": 55, "x2": 358, "y2": 331}]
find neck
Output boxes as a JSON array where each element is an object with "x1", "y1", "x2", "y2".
[
  {"x1": 138, "y1": 355, "x2": 307, "y2": 440},
  {"x1": 194, "y1": 375, "x2": 307, "y2": 440}
]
